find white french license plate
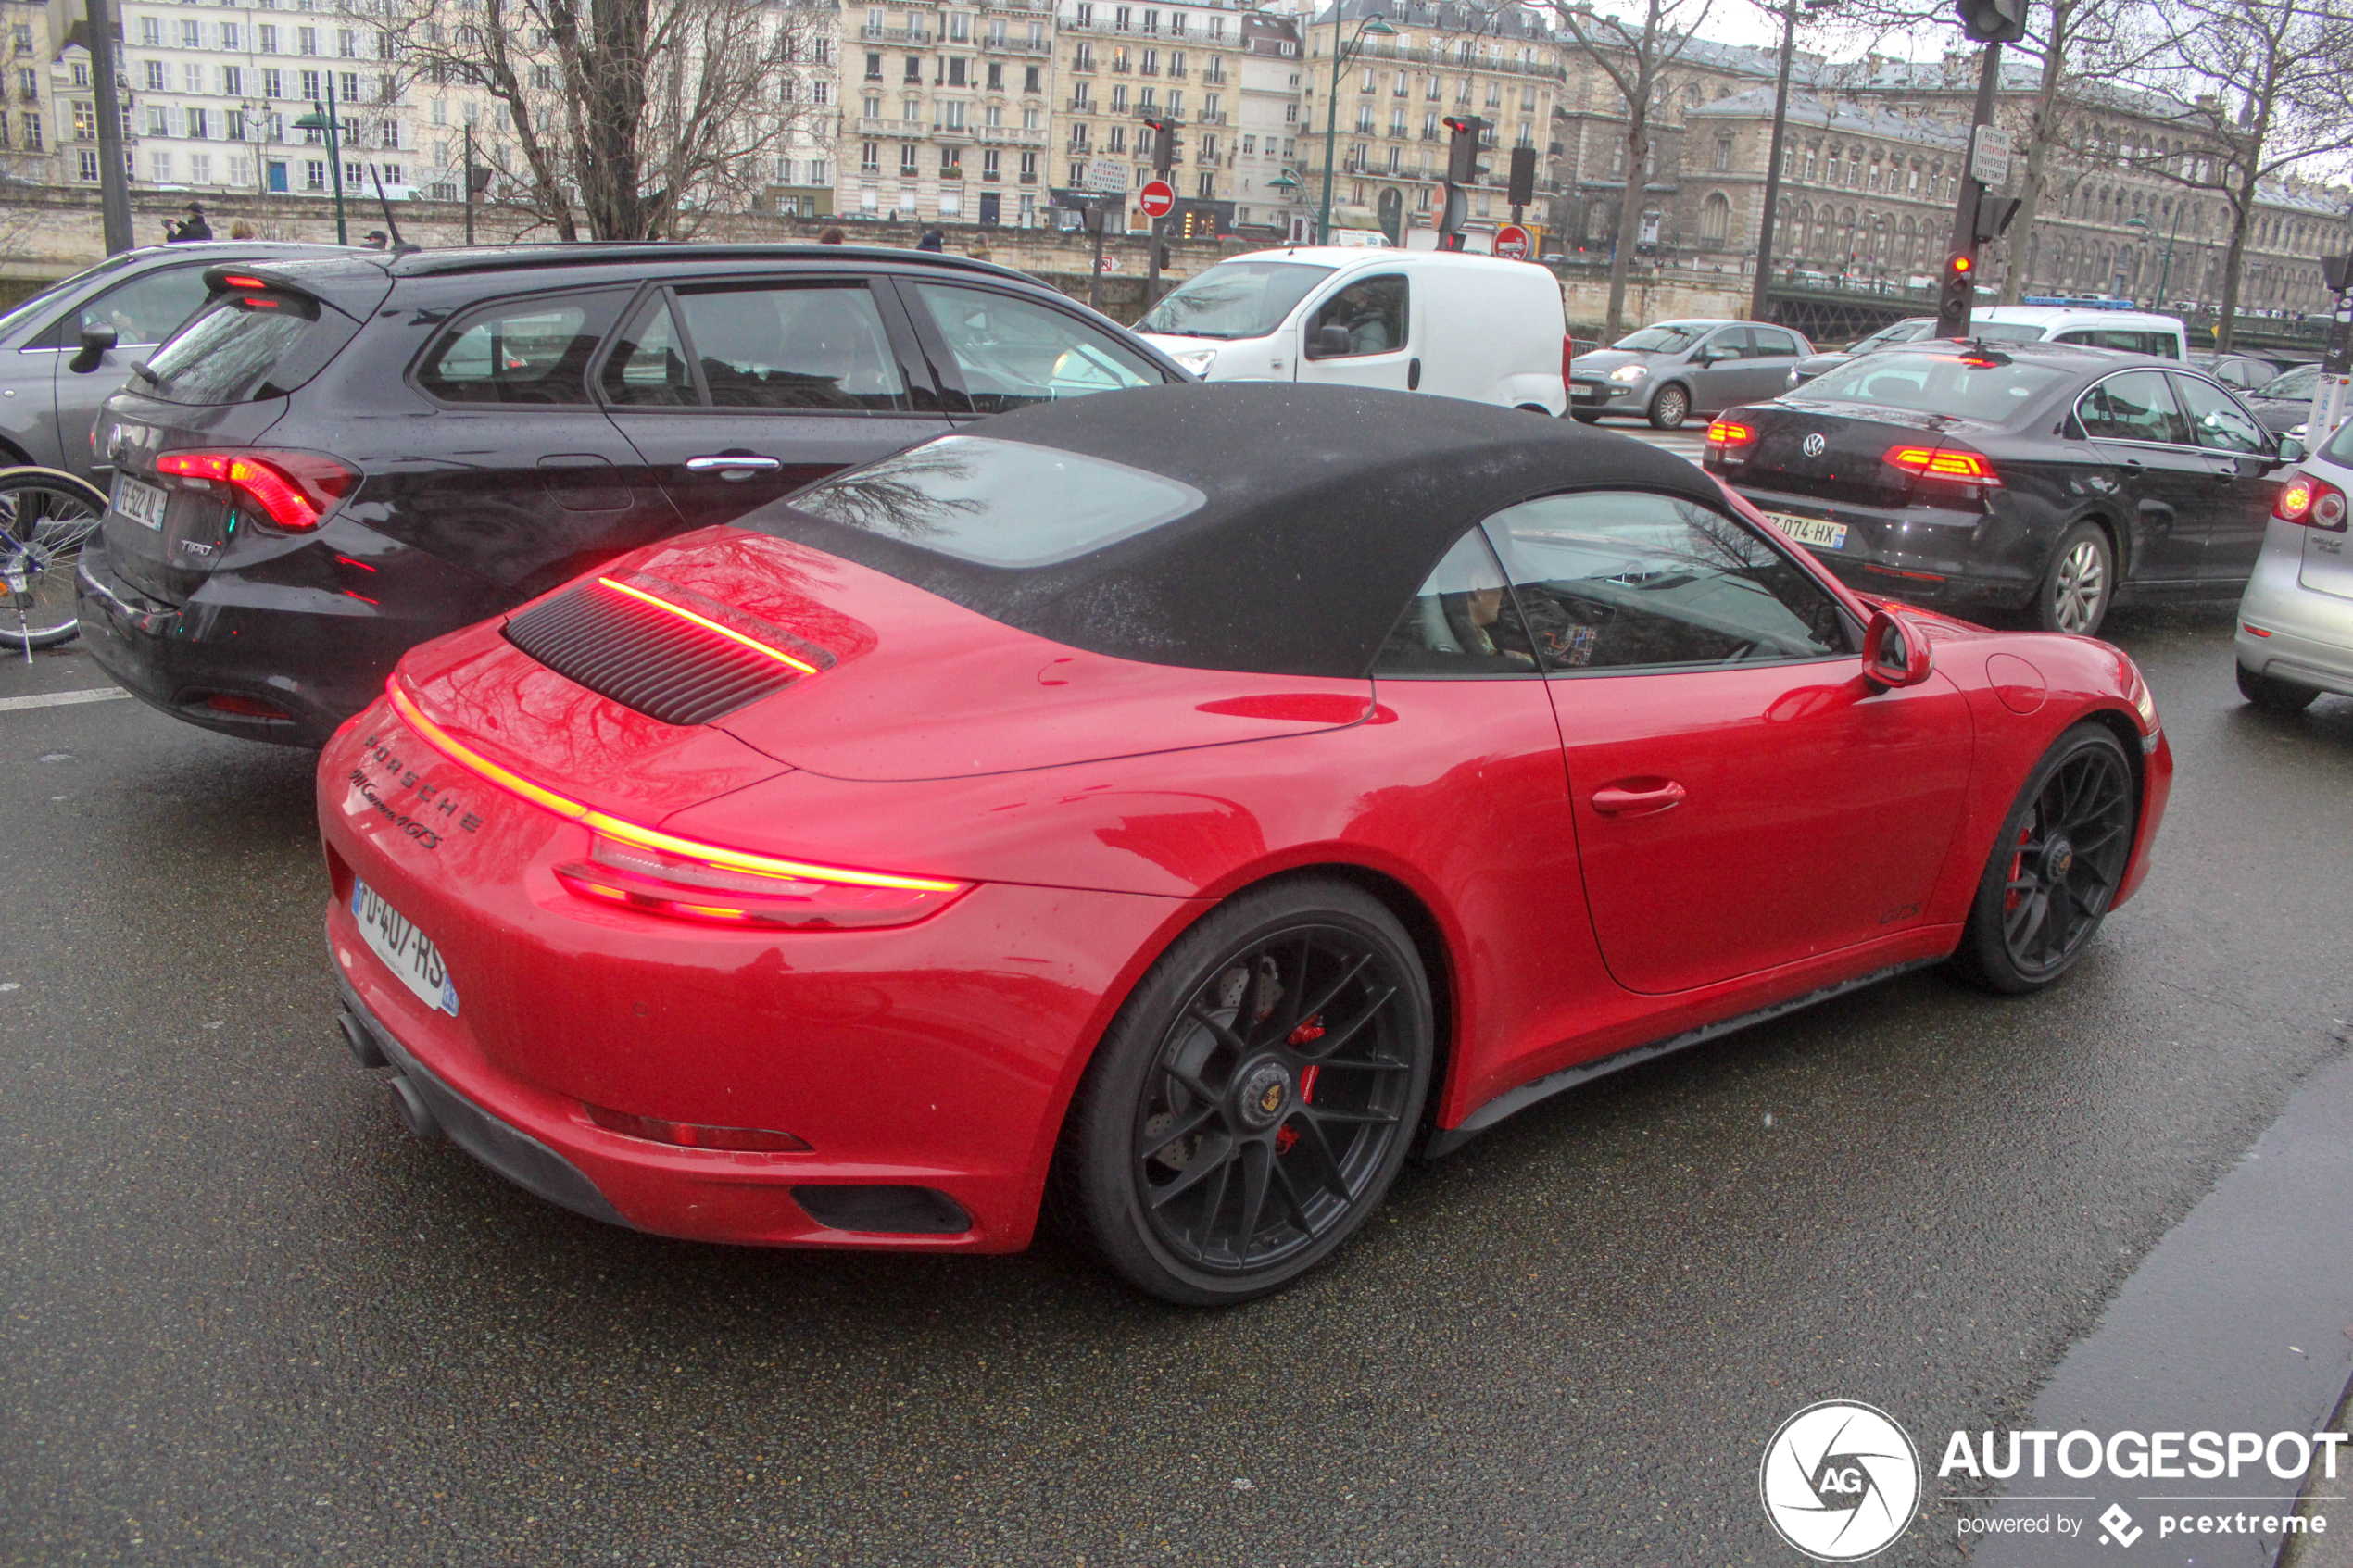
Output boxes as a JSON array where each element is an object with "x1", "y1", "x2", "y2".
[
  {"x1": 1766, "y1": 510, "x2": 1849, "y2": 550},
  {"x1": 351, "y1": 880, "x2": 460, "y2": 1017},
  {"x1": 113, "y1": 476, "x2": 169, "y2": 532}
]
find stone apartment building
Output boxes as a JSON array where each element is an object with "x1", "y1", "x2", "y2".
[
  {"x1": 1298, "y1": 0, "x2": 1565, "y2": 244},
  {"x1": 8, "y1": 0, "x2": 2346, "y2": 309}
]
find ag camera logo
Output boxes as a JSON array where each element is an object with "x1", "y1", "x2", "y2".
[{"x1": 1761, "y1": 1400, "x2": 1923, "y2": 1561}]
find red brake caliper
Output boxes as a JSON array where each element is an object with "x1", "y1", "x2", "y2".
[
  {"x1": 1277, "y1": 1017, "x2": 1325, "y2": 1154},
  {"x1": 2005, "y1": 824, "x2": 2032, "y2": 912}
]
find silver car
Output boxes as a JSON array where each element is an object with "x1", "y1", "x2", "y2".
[
  {"x1": 2235, "y1": 417, "x2": 2353, "y2": 710},
  {"x1": 0, "y1": 242, "x2": 345, "y2": 479},
  {"x1": 1566, "y1": 319, "x2": 1816, "y2": 430}
]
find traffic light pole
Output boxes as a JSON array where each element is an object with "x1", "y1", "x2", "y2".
[
  {"x1": 1749, "y1": 0, "x2": 1803, "y2": 324},
  {"x1": 1935, "y1": 41, "x2": 2003, "y2": 340},
  {"x1": 83, "y1": 0, "x2": 135, "y2": 254}
]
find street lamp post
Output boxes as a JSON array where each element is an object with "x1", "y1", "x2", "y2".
[
  {"x1": 2152, "y1": 204, "x2": 2187, "y2": 309},
  {"x1": 1316, "y1": 10, "x2": 1395, "y2": 246},
  {"x1": 1270, "y1": 169, "x2": 1302, "y2": 241},
  {"x1": 293, "y1": 75, "x2": 346, "y2": 245},
  {"x1": 1750, "y1": 0, "x2": 1834, "y2": 322}
]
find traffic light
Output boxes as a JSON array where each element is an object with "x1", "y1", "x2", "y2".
[
  {"x1": 2322, "y1": 253, "x2": 2353, "y2": 295},
  {"x1": 1955, "y1": 0, "x2": 2027, "y2": 43},
  {"x1": 1973, "y1": 194, "x2": 2021, "y2": 244},
  {"x1": 1935, "y1": 251, "x2": 1977, "y2": 338},
  {"x1": 1442, "y1": 116, "x2": 1487, "y2": 185},
  {"x1": 1507, "y1": 144, "x2": 1537, "y2": 209},
  {"x1": 1141, "y1": 116, "x2": 1178, "y2": 176}
]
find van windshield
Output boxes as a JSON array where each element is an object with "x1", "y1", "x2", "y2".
[{"x1": 1137, "y1": 260, "x2": 1335, "y2": 339}]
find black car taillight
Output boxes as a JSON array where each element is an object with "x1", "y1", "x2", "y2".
[
  {"x1": 2274, "y1": 470, "x2": 2347, "y2": 530},
  {"x1": 154, "y1": 448, "x2": 359, "y2": 532},
  {"x1": 1883, "y1": 445, "x2": 2001, "y2": 486}
]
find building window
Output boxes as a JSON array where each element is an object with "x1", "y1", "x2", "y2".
[
  {"x1": 140, "y1": 16, "x2": 161, "y2": 45},
  {"x1": 1701, "y1": 191, "x2": 1730, "y2": 243},
  {"x1": 1019, "y1": 150, "x2": 1037, "y2": 183},
  {"x1": 900, "y1": 144, "x2": 918, "y2": 175},
  {"x1": 862, "y1": 140, "x2": 880, "y2": 173},
  {"x1": 1715, "y1": 136, "x2": 1731, "y2": 171},
  {"x1": 982, "y1": 149, "x2": 1000, "y2": 181},
  {"x1": 145, "y1": 60, "x2": 167, "y2": 92}
]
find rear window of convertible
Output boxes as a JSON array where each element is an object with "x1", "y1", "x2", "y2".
[{"x1": 787, "y1": 435, "x2": 1205, "y2": 568}]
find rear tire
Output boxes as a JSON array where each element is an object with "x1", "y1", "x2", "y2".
[
  {"x1": 2034, "y1": 521, "x2": 2114, "y2": 636},
  {"x1": 1646, "y1": 384, "x2": 1691, "y2": 430},
  {"x1": 1570, "y1": 410, "x2": 1604, "y2": 424},
  {"x1": 1059, "y1": 877, "x2": 1434, "y2": 1306},
  {"x1": 1949, "y1": 723, "x2": 2138, "y2": 995},
  {"x1": 2236, "y1": 662, "x2": 2319, "y2": 712}
]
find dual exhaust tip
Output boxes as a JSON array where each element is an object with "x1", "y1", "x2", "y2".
[{"x1": 337, "y1": 1006, "x2": 444, "y2": 1143}]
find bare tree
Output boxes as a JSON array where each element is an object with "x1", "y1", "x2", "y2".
[
  {"x1": 370, "y1": 0, "x2": 836, "y2": 242},
  {"x1": 2112, "y1": 0, "x2": 2353, "y2": 345},
  {"x1": 1525, "y1": 0, "x2": 1718, "y2": 336}
]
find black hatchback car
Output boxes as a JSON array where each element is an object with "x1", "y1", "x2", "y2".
[
  {"x1": 75, "y1": 244, "x2": 1188, "y2": 745},
  {"x1": 1703, "y1": 342, "x2": 2300, "y2": 635}
]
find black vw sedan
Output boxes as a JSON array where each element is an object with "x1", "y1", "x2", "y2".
[
  {"x1": 1703, "y1": 343, "x2": 2298, "y2": 635},
  {"x1": 75, "y1": 244, "x2": 1187, "y2": 746}
]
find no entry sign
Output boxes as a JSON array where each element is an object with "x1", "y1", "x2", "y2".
[{"x1": 1139, "y1": 180, "x2": 1176, "y2": 219}]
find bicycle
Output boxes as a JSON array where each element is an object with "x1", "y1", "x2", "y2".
[{"x1": 0, "y1": 466, "x2": 109, "y2": 659}]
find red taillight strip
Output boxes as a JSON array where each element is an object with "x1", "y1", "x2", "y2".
[
  {"x1": 1706, "y1": 420, "x2": 1756, "y2": 445},
  {"x1": 594, "y1": 576, "x2": 819, "y2": 674},
  {"x1": 1884, "y1": 445, "x2": 2001, "y2": 483},
  {"x1": 384, "y1": 680, "x2": 964, "y2": 894}
]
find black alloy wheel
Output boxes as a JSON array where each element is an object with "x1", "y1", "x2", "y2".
[
  {"x1": 1647, "y1": 383, "x2": 1691, "y2": 430},
  {"x1": 1951, "y1": 724, "x2": 2138, "y2": 994},
  {"x1": 1063, "y1": 879, "x2": 1433, "y2": 1305}
]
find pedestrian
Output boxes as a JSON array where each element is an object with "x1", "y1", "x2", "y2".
[
  {"x1": 164, "y1": 203, "x2": 212, "y2": 243},
  {"x1": 228, "y1": 220, "x2": 257, "y2": 240},
  {"x1": 916, "y1": 228, "x2": 946, "y2": 253},
  {"x1": 362, "y1": 230, "x2": 389, "y2": 250},
  {"x1": 818, "y1": 226, "x2": 847, "y2": 244}
]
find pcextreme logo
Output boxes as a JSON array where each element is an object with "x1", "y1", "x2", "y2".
[{"x1": 1759, "y1": 1401, "x2": 1923, "y2": 1562}]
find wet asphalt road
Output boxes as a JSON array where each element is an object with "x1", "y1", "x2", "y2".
[{"x1": 3, "y1": 606, "x2": 2350, "y2": 1568}]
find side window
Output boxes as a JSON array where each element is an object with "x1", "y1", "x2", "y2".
[
  {"x1": 1373, "y1": 526, "x2": 1540, "y2": 676},
  {"x1": 672, "y1": 283, "x2": 910, "y2": 411},
  {"x1": 1307, "y1": 273, "x2": 1408, "y2": 357},
  {"x1": 415, "y1": 290, "x2": 625, "y2": 406},
  {"x1": 1752, "y1": 327, "x2": 1802, "y2": 358},
  {"x1": 910, "y1": 282, "x2": 1161, "y2": 413},
  {"x1": 1699, "y1": 327, "x2": 1750, "y2": 360},
  {"x1": 2172, "y1": 375, "x2": 2267, "y2": 454},
  {"x1": 2077, "y1": 370, "x2": 2190, "y2": 444},
  {"x1": 66, "y1": 265, "x2": 210, "y2": 346},
  {"x1": 600, "y1": 295, "x2": 699, "y2": 408},
  {"x1": 1482, "y1": 490, "x2": 1847, "y2": 672}
]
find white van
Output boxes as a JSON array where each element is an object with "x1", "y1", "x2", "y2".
[
  {"x1": 1136, "y1": 247, "x2": 1567, "y2": 415},
  {"x1": 1965, "y1": 304, "x2": 2191, "y2": 359}
]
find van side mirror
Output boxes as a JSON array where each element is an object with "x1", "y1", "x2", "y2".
[
  {"x1": 69, "y1": 322, "x2": 117, "y2": 374},
  {"x1": 2275, "y1": 434, "x2": 2305, "y2": 464},
  {"x1": 1306, "y1": 323, "x2": 1352, "y2": 359},
  {"x1": 1863, "y1": 608, "x2": 1934, "y2": 691}
]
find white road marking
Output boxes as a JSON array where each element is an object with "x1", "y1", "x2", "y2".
[{"x1": 0, "y1": 687, "x2": 131, "y2": 713}]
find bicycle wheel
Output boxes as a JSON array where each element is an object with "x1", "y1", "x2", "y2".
[{"x1": 0, "y1": 466, "x2": 109, "y2": 652}]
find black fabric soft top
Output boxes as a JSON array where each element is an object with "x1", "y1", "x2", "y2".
[{"x1": 739, "y1": 382, "x2": 1732, "y2": 679}]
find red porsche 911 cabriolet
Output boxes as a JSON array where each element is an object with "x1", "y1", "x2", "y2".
[{"x1": 318, "y1": 383, "x2": 2170, "y2": 1304}]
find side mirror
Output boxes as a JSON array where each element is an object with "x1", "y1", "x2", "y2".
[
  {"x1": 69, "y1": 322, "x2": 117, "y2": 374},
  {"x1": 2275, "y1": 434, "x2": 2305, "y2": 464},
  {"x1": 1863, "y1": 608, "x2": 1934, "y2": 690},
  {"x1": 1306, "y1": 323, "x2": 1353, "y2": 360}
]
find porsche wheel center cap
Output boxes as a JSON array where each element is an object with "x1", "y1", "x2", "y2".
[
  {"x1": 2044, "y1": 836, "x2": 2075, "y2": 879},
  {"x1": 1236, "y1": 1060, "x2": 1292, "y2": 1129}
]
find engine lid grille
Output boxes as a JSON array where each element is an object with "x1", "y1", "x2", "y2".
[{"x1": 504, "y1": 572, "x2": 831, "y2": 727}]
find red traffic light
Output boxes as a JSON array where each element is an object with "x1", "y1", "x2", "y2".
[
  {"x1": 1442, "y1": 117, "x2": 1473, "y2": 134},
  {"x1": 1949, "y1": 254, "x2": 1973, "y2": 274}
]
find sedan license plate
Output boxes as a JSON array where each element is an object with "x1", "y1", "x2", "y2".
[
  {"x1": 352, "y1": 880, "x2": 460, "y2": 1016},
  {"x1": 1766, "y1": 510, "x2": 1848, "y2": 550},
  {"x1": 113, "y1": 476, "x2": 169, "y2": 532}
]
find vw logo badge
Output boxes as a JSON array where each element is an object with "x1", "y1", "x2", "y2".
[{"x1": 1803, "y1": 433, "x2": 1829, "y2": 458}]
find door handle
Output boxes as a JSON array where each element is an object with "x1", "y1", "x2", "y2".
[
  {"x1": 1408, "y1": 357, "x2": 1422, "y2": 391},
  {"x1": 686, "y1": 454, "x2": 783, "y2": 479},
  {"x1": 1592, "y1": 779, "x2": 1687, "y2": 817}
]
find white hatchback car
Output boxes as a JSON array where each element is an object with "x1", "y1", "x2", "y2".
[{"x1": 2235, "y1": 419, "x2": 2353, "y2": 710}]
